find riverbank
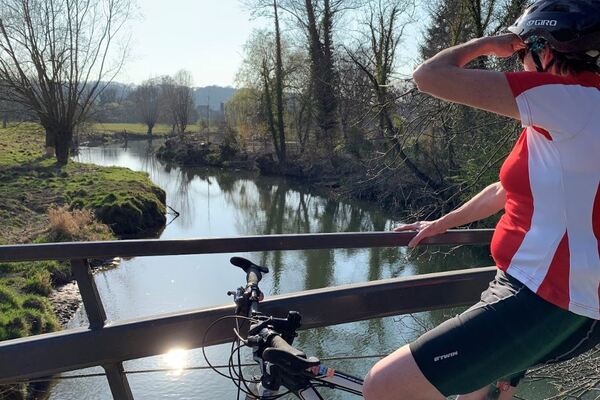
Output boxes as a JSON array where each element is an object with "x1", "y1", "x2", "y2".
[
  {"x1": 155, "y1": 133, "x2": 446, "y2": 218},
  {"x1": 77, "y1": 123, "x2": 174, "y2": 146},
  {"x1": 0, "y1": 124, "x2": 167, "y2": 398}
]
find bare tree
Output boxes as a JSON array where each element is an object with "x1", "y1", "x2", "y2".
[
  {"x1": 0, "y1": 0, "x2": 133, "y2": 164},
  {"x1": 132, "y1": 78, "x2": 161, "y2": 137},
  {"x1": 160, "y1": 71, "x2": 194, "y2": 135},
  {"x1": 244, "y1": 0, "x2": 288, "y2": 166},
  {"x1": 276, "y1": 0, "x2": 364, "y2": 155},
  {"x1": 345, "y1": 0, "x2": 441, "y2": 190}
]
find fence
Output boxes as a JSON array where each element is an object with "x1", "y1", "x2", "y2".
[{"x1": 0, "y1": 229, "x2": 496, "y2": 399}]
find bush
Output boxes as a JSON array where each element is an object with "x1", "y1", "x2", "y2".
[{"x1": 46, "y1": 205, "x2": 112, "y2": 242}]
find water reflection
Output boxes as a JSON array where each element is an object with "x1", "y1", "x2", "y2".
[
  {"x1": 53, "y1": 141, "x2": 495, "y2": 400},
  {"x1": 163, "y1": 349, "x2": 188, "y2": 376}
]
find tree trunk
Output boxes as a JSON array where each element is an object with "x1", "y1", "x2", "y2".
[
  {"x1": 147, "y1": 124, "x2": 154, "y2": 138},
  {"x1": 55, "y1": 131, "x2": 73, "y2": 165},
  {"x1": 45, "y1": 129, "x2": 56, "y2": 157},
  {"x1": 261, "y1": 61, "x2": 281, "y2": 163},
  {"x1": 2, "y1": 114, "x2": 7, "y2": 129},
  {"x1": 274, "y1": 0, "x2": 286, "y2": 166},
  {"x1": 383, "y1": 113, "x2": 441, "y2": 191}
]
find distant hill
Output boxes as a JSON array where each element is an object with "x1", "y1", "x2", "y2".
[
  {"x1": 97, "y1": 82, "x2": 237, "y2": 112},
  {"x1": 192, "y1": 86, "x2": 236, "y2": 111}
]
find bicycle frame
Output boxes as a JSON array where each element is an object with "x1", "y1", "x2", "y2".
[{"x1": 246, "y1": 366, "x2": 363, "y2": 399}]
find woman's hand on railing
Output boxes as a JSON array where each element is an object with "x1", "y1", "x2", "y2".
[{"x1": 393, "y1": 220, "x2": 449, "y2": 248}]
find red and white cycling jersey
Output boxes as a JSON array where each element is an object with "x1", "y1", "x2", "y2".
[{"x1": 491, "y1": 71, "x2": 600, "y2": 319}]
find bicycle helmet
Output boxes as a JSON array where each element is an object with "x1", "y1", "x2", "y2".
[
  {"x1": 508, "y1": 0, "x2": 600, "y2": 71},
  {"x1": 509, "y1": 0, "x2": 600, "y2": 52}
]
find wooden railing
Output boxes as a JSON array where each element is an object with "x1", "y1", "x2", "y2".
[{"x1": 0, "y1": 230, "x2": 495, "y2": 399}]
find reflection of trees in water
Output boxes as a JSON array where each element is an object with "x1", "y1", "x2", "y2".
[
  {"x1": 260, "y1": 185, "x2": 286, "y2": 293},
  {"x1": 100, "y1": 146, "x2": 119, "y2": 161},
  {"x1": 162, "y1": 167, "x2": 218, "y2": 230},
  {"x1": 213, "y1": 177, "x2": 409, "y2": 292},
  {"x1": 302, "y1": 200, "x2": 337, "y2": 290},
  {"x1": 367, "y1": 213, "x2": 387, "y2": 282},
  {"x1": 171, "y1": 169, "x2": 196, "y2": 228},
  {"x1": 214, "y1": 172, "x2": 238, "y2": 194},
  {"x1": 407, "y1": 244, "x2": 493, "y2": 276}
]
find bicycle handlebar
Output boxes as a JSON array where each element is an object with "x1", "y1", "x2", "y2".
[
  {"x1": 264, "y1": 335, "x2": 320, "y2": 373},
  {"x1": 230, "y1": 256, "x2": 269, "y2": 286},
  {"x1": 229, "y1": 257, "x2": 320, "y2": 376}
]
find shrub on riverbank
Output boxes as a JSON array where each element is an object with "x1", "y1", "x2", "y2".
[
  {"x1": 157, "y1": 133, "x2": 253, "y2": 169},
  {"x1": 46, "y1": 206, "x2": 113, "y2": 242}
]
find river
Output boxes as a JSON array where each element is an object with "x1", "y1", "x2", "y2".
[{"x1": 46, "y1": 140, "x2": 549, "y2": 399}]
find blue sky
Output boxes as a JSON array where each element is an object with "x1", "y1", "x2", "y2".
[{"x1": 120, "y1": 1, "x2": 423, "y2": 87}]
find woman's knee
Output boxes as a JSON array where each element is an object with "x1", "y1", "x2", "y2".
[
  {"x1": 363, "y1": 345, "x2": 444, "y2": 400},
  {"x1": 363, "y1": 360, "x2": 392, "y2": 400}
]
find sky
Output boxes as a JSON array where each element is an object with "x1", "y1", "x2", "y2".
[{"x1": 119, "y1": 1, "x2": 423, "y2": 88}]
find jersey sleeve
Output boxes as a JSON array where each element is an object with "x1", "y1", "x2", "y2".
[{"x1": 504, "y1": 72, "x2": 597, "y2": 140}]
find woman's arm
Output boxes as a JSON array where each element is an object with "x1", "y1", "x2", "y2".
[
  {"x1": 413, "y1": 34, "x2": 525, "y2": 120},
  {"x1": 395, "y1": 182, "x2": 506, "y2": 247}
]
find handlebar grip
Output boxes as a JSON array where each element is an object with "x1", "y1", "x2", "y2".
[
  {"x1": 230, "y1": 257, "x2": 269, "y2": 274},
  {"x1": 270, "y1": 335, "x2": 305, "y2": 358},
  {"x1": 263, "y1": 335, "x2": 320, "y2": 372},
  {"x1": 230, "y1": 257, "x2": 269, "y2": 286}
]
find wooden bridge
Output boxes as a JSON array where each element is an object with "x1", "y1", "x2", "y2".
[{"x1": 0, "y1": 230, "x2": 496, "y2": 399}]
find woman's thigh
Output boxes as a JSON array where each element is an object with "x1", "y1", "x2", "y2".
[{"x1": 404, "y1": 271, "x2": 595, "y2": 396}]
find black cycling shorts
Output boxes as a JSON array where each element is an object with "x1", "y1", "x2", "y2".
[{"x1": 409, "y1": 269, "x2": 600, "y2": 396}]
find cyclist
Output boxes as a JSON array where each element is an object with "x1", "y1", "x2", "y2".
[{"x1": 363, "y1": 1, "x2": 600, "y2": 399}]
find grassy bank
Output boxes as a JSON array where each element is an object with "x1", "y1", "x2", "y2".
[
  {"x1": 90, "y1": 122, "x2": 173, "y2": 138},
  {"x1": 0, "y1": 124, "x2": 166, "y2": 341}
]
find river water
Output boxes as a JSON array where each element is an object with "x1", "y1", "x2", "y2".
[{"x1": 46, "y1": 140, "x2": 547, "y2": 399}]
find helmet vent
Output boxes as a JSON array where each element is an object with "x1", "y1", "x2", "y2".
[{"x1": 542, "y1": 4, "x2": 570, "y2": 12}]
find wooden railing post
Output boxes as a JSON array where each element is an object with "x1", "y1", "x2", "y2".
[
  {"x1": 104, "y1": 363, "x2": 135, "y2": 400},
  {"x1": 71, "y1": 259, "x2": 134, "y2": 400},
  {"x1": 71, "y1": 259, "x2": 106, "y2": 330}
]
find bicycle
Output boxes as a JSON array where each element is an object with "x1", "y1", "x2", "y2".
[{"x1": 202, "y1": 256, "x2": 364, "y2": 399}]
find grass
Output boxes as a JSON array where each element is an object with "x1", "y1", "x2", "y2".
[
  {"x1": 0, "y1": 123, "x2": 167, "y2": 344},
  {"x1": 88, "y1": 123, "x2": 221, "y2": 139},
  {"x1": 90, "y1": 122, "x2": 174, "y2": 137},
  {"x1": 0, "y1": 124, "x2": 166, "y2": 239}
]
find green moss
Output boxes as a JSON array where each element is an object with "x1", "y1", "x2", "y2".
[
  {"x1": 1, "y1": 124, "x2": 166, "y2": 240},
  {"x1": 0, "y1": 124, "x2": 165, "y2": 347}
]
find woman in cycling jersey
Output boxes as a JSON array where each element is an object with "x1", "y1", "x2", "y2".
[{"x1": 363, "y1": 1, "x2": 600, "y2": 399}]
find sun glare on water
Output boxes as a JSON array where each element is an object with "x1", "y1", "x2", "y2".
[{"x1": 163, "y1": 348, "x2": 188, "y2": 376}]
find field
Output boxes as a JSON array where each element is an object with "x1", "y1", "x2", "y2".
[{"x1": 90, "y1": 123, "x2": 174, "y2": 136}]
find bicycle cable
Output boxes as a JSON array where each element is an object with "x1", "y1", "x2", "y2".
[
  {"x1": 201, "y1": 315, "x2": 257, "y2": 381},
  {"x1": 6, "y1": 354, "x2": 388, "y2": 385}
]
